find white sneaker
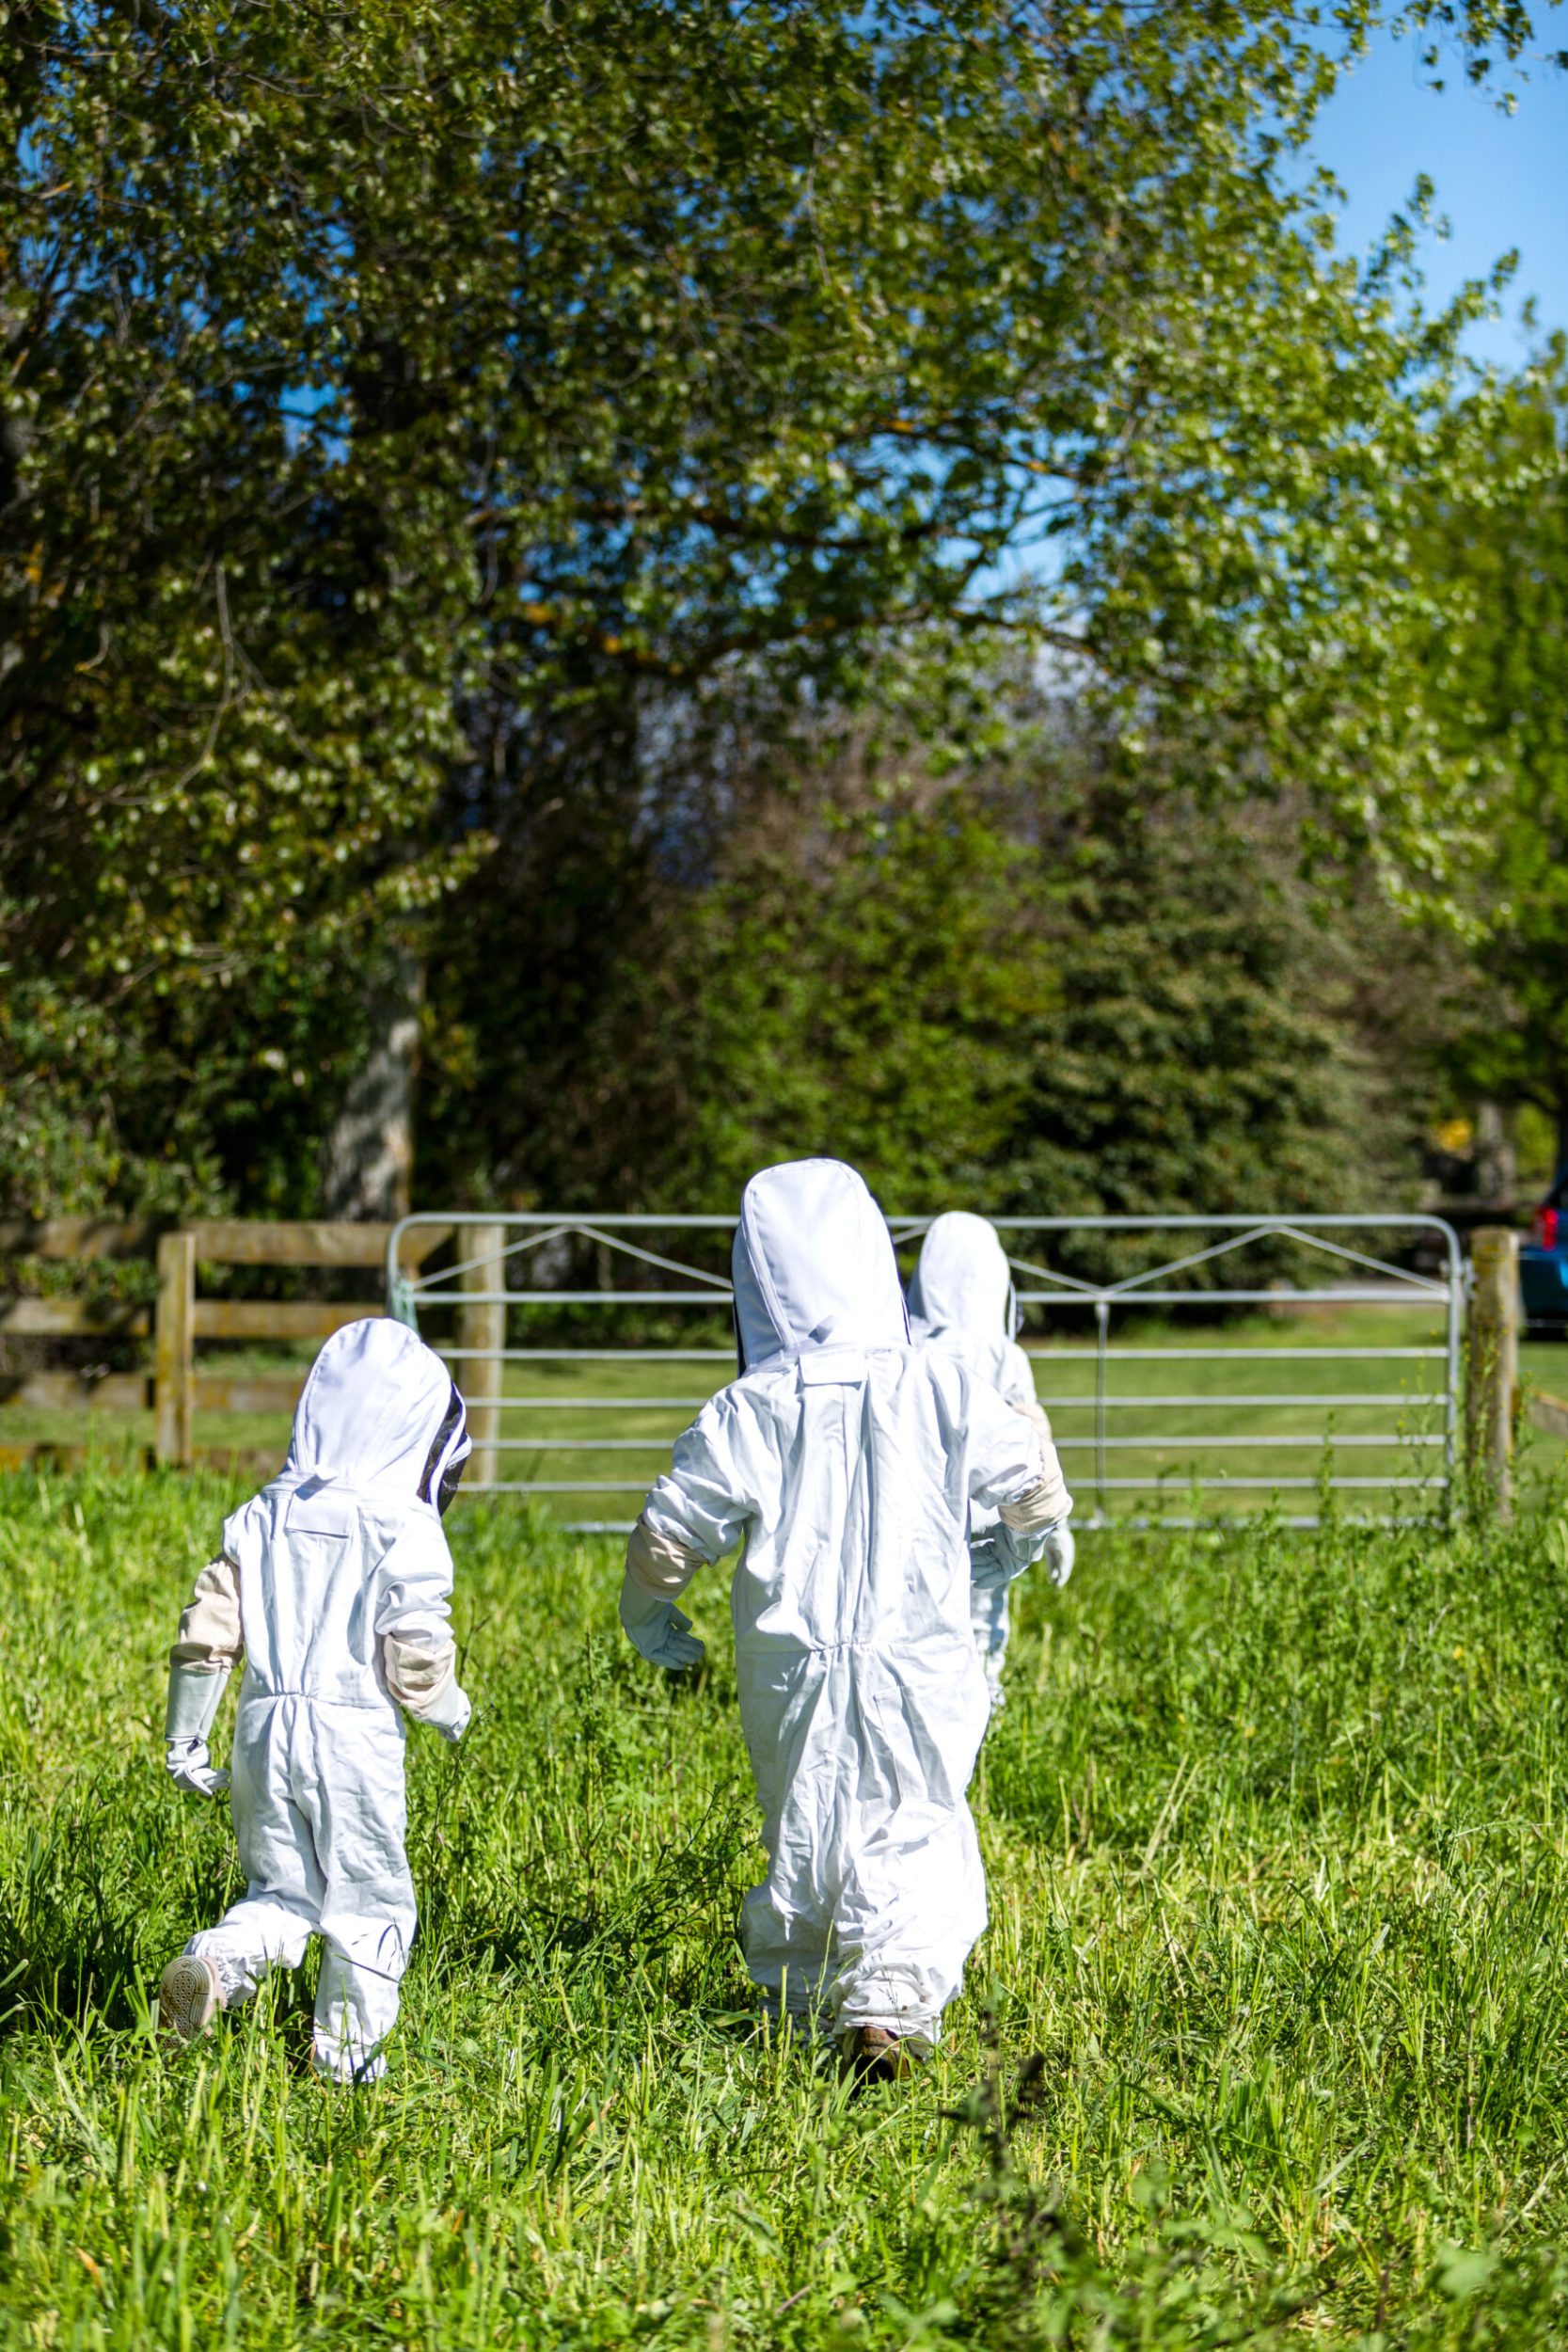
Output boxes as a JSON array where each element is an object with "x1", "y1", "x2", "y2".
[{"x1": 157, "y1": 1953, "x2": 223, "y2": 2044}]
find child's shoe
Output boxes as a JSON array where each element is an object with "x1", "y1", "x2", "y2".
[
  {"x1": 844, "y1": 2025, "x2": 914, "y2": 2086},
  {"x1": 157, "y1": 1953, "x2": 222, "y2": 2044}
]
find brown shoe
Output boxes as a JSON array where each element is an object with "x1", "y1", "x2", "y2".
[
  {"x1": 157, "y1": 1954, "x2": 223, "y2": 2045},
  {"x1": 844, "y1": 2025, "x2": 915, "y2": 2087}
]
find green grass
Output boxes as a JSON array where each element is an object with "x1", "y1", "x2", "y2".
[
  {"x1": 5, "y1": 1463, "x2": 1568, "y2": 2342},
  {"x1": 8, "y1": 1309, "x2": 1567, "y2": 1519}
]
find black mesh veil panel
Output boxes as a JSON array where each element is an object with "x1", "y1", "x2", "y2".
[
  {"x1": 419, "y1": 1383, "x2": 467, "y2": 1516},
  {"x1": 731, "y1": 1225, "x2": 746, "y2": 1374}
]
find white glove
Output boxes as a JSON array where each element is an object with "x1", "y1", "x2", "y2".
[
  {"x1": 974, "y1": 1517, "x2": 1075, "y2": 1594},
  {"x1": 971, "y1": 1521, "x2": 1032, "y2": 1592},
  {"x1": 972, "y1": 1520, "x2": 1047, "y2": 1592},
  {"x1": 420, "y1": 1677, "x2": 472, "y2": 1744},
  {"x1": 166, "y1": 1737, "x2": 230, "y2": 1797},
  {"x1": 165, "y1": 1662, "x2": 230, "y2": 1792},
  {"x1": 618, "y1": 1579, "x2": 705, "y2": 1671}
]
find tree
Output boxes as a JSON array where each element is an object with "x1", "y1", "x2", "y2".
[
  {"x1": 1416, "y1": 344, "x2": 1568, "y2": 1169},
  {"x1": 2, "y1": 0, "x2": 1559, "y2": 1212},
  {"x1": 446, "y1": 711, "x2": 1408, "y2": 1240},
  {"x1": 523, "y1": 791, "x2": 1053, "y2": 1213}
]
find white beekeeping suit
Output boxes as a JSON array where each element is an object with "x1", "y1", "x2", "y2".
[
  {"x1": 617, "y1": 1159, "x2": 1072, "y2": 2071},
  {"x1": 910, "y1": 1213, "x2": 1075, "y2": 1708},
  {"x1": 158, "y1": 1319, "x2": 472, "y2": 2084}
]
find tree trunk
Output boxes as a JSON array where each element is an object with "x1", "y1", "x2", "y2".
[
  {"x1": 321, "y1": 948, "x2": 421, "y2": 1221},
  {"x1": 1473, "y1": 1098, "x2": 1515, "y2": 1213}
]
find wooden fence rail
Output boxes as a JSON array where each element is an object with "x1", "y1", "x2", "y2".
[
  {"x1": 4, "y1": 1216, "x2": 1563, "y2": 1502},
  {"x1": 0, "y1": 1217, "x2": 455, "y2": 1471}
]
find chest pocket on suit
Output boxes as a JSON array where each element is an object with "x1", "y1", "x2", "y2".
[
  {"x1": 286, "y1": 1478, "x2": 357, "y2": 1539},
  {"x1": 799, "y1": 1348, "x2": 866, "y2": 1386}
]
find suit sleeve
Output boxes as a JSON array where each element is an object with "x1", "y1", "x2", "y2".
[
  {"x1": 633, "y1": 1394, "x2": 765, "y2": 1580},
  {"x1": 170, "y1": 1554, "x2": 244, "y2": 1673},
  {"x1": 967, "y1": 1376, "x2": 1073, "y2": 1525},
  {"x1": 372, "y1": 1519, "x2": 468, "y2": 1731},
  {"x1": 998, "y1": 1342, "x2": 1039, "y2": 1415},
  {"x1": 166, "y1": 1553, "x2": 244, "y2": 1746}
]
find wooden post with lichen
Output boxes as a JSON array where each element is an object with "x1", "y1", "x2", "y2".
[
  {"x1": 456, "y1": 1223, "x2": 506, "y2": 1490},
  {"x1": 153, "y1": 1229, "x2": 197, "y2": 1468},
  {"x1": 1466, "y1": 1227, "x2": 1520, "y2": 1518}
]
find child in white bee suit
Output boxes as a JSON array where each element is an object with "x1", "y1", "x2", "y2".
[
  {"x1": 616, "y1": 1159, "x2": 1073, "y2": 2082},
  {"x1": 909, "y1": 1212, "x2": 1075, "y2": 1710},
  {"x1": 157, "y1": 1319, "x2": 473, "y2": 2084}
]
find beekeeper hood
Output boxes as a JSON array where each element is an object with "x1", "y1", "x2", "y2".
[
  {"x1": 909, "y1": 1212, "x2": 1020, "y2": 1342},
  {"x1": 285, "y1": 1318, "x2": 470, "y2": 1511},
  {"x1": 732, "y1": 1159, "x2": 909, "y2": 1374}
]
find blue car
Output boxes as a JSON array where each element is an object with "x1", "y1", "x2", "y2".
[{"x1": 1522, "y1": 1160, "x2": 1568, "y2": 1334}]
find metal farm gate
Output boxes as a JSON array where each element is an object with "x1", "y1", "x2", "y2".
[{"x1": 387, "y1": 1213, "x2": 1464, "y2": 1530}]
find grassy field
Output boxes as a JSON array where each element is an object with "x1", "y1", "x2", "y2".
[
  {"x1": 463, "y1": 1307, "x2": 1486, "y2": 1524},
  {"x1": 5, "y1": 1463, "x2": 1568, "y2": 2344},
  {"x1": 9, "y1": 1304, "x2": 1564, "y2": 1521}
]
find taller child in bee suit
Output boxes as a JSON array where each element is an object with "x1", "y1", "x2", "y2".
[
  {"x1": 617, "y1": 1159, "x2": 1073, "y2": 2075},
  {"x1": 909, "y1": 1212, "x2": 1075, "y2": 1708},
  {"x1": 156, "y1": 1319, "x2": 473, "y2": 2085}
]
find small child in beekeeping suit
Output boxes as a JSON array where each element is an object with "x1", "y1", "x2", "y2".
[
  {"x1": 156, "y1": 1319, "x2": 472, "y2": 2083},
  {"x1": 616, "y1": 1161, "x2": 1072, "y2": 2082},
  {"x1": 909, "y1": 1213, "x2": 1073, "y2": 1708}
]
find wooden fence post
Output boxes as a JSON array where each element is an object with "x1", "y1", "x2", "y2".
[
  {"x1": 1466, "y1": 1226, "x2": 1520, "y2": 1518},
  {"x1": 154, "y1": 1230, "x2": 197, "y2": 1468},
  {"x1": 456, "y1": 1223, "x2": 506, "y2": 1492}
]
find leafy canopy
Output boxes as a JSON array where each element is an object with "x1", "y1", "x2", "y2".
[
  {"x1": 1, "y1": 0, "x2": 1560, "y2": 1208},
  {"x1": 1415, "y1": 344, "x2": 1568, "y2": 1156}
]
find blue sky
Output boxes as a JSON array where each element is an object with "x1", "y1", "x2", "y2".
[{"x1": 1309, "y1": 25, "x2": 1568, "y2": 366}]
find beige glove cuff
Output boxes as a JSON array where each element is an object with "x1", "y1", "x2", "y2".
[
  {"x1": 382, "y1": 1630, "x2": 459, "y2": 1717},
  {"x1": 626, "y1": 1517, "x2": 705, "y2": 1601},
  {"x1": 170, "y1": 1555, "x2": 244, "y2": 1673},
  {"x1": 1000, "y1": 1455, "x2": 1072, "y2": 1533}
]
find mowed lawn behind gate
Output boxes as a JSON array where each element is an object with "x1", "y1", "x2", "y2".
[
  {"x1": 10, "y1": 1303, "x2": 1561, "y2": 1518},
  {"x1": 472, "y1": 1306, "x2": 1480, "y2": 1522},
  {"x1": 5, "y1": 1466, "x2": 1568, "y2": 2344}
]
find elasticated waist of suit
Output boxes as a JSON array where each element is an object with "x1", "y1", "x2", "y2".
[{"x1": 237, "y1": 1671, "x2": 399, "y2": 1710}]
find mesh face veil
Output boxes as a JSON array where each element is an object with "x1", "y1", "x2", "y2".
[{"x1": 419, "y1": 1384, "x2": 471, "y2": 1516}]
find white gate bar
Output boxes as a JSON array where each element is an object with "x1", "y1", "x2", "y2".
[
  {"x1": 437, "y1": 1348, "x2": 735, "y2": 1361},
  {"x1": 387, "y1": 1210, "x2": 1464, "y2": 1529},
  {"x1": 1036, "y1": 1393, "x2": 1443, "y2": 1409},
  {"x1": 1025, "y1": 1346, "x2": 1448, "y2": 1360}
]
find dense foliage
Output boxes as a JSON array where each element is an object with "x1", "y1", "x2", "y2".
[
  {"x1": 443, "y1": 737, "x2": 1391, "y2": 1220},
  {"x1": 6, "y1": 1466, "x2": 1568, "y2": 2344},
  {"x1": 1419, "y1": 348, "x2": 1568, "y2": 1168},
  {"x1": 3, "y1": 0, "x2": 1560, "y2": 1218}
]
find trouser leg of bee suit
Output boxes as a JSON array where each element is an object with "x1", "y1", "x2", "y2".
[
  {"x1": 189, "y1": 1693, "x2": 415, "y2": 2083},
  {"x1": 736, "y1": 1641, "x2": 990, "y2": 2052},
  {"x1": 969, "y1": 1575, "x2": 1011, "y2": 1708}
]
